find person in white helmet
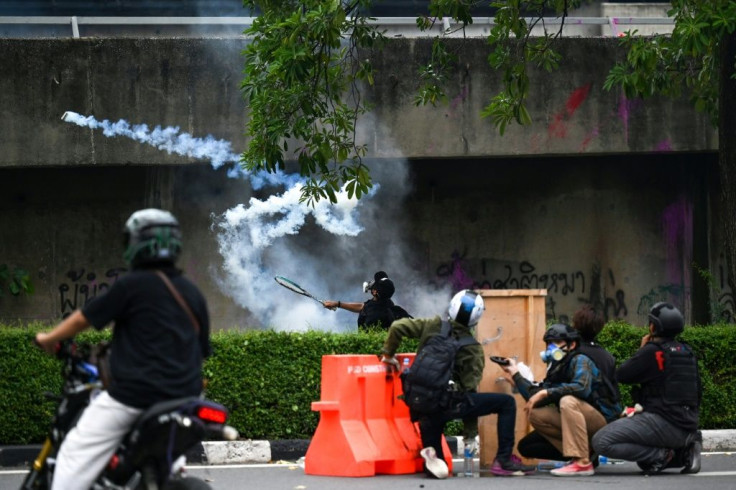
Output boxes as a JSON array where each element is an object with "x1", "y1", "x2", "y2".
[{"x1": 379, "y1": 289, "x2": 535, "y2": 479}]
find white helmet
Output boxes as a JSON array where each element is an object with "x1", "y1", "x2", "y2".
[{"x1": 448, "y1": 290, "x2": 484, "y2": 326}]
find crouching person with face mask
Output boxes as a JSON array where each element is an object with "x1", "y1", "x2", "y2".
[{"x1": 502, "y1": 324, "x2": 621, "y2": 476}]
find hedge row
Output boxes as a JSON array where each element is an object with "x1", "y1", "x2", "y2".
[{"x1": 1, "y1": 322, "x2": 734, "y2": 444}]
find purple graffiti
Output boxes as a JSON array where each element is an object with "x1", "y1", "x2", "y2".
[
  {"x1": 617, "y1": 95, "x2": 643, "y2": 144},
  {"x1": 435, "y1": 250, "x2": 475, "y2": 291},
  {"x1": 662, "y1": 197, "x2": 693, "y2": 306},
  {"x1": 655, "y1": 139, "x2": 673, "y2": 152}
]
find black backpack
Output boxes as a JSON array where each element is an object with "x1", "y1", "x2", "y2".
[
  {"x1": 400, "y1": 321, "x2": 478, "y2": 416},
  {"x1": 390, "y1": 304, "x2": 413, "y2": 321}
]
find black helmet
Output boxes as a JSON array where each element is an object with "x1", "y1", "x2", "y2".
[
  {"x1": 374, "y1": 271, "x2": 389, "y2": 282},
  {"x1": 372, "y1": 277, "x2": 395, "y2": 299},
  {"x1": 648, "y1": 302, "x2": 684, "y2": 337},
  {"x1": 123, "y1": 208, "x2": 182, "y2": 268},
  {"x1": 543, "y1": 323, "x2": 580, "y2": 343}
]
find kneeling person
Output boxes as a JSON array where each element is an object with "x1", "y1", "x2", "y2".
[
  {"x1": 503, "y1": 323, "x2": 620, "y2": 477},
  {"x1": 592, "y1": 303, "x2": 702, "y2": 475},
  {"x1": 380, "y1": 290, "x2": 535, "y2": 478}
]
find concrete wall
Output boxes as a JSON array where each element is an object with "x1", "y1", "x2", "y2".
[
  {"x1": 0, "y1": 36, "x2": 729, "y2": 330},
  {"x1": 600, "y1": 3, "x2": 675, "y2": 36},
  {"x1": 0, "y1": 37, "x2": 717, "y2": 167}
]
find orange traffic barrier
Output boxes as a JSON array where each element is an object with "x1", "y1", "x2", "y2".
[{"x1": 304, "y1": 354, "x2": 453, "y2": 477}]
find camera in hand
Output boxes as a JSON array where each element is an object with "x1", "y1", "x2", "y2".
[{"x1": 489, "y1": 355, "x2": 510, "y2": 366}]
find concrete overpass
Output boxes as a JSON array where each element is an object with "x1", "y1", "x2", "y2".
[{"x1": 0, "y1": 14, "x2": 727, "y2": 331}]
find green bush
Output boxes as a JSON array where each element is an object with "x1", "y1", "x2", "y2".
[
  {"x1": 0, "y1": 325, "x2": 109, "y2": 444},
  {"x1": 1, "y1": 322, "x2": 733, "y2": 444}
]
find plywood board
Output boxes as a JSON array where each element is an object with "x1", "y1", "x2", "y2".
[{"x1": 474, "y1": 289, "x2": 547, "y2": 468}]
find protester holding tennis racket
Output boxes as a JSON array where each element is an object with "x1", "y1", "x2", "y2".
[{"x1": 322, "y1": 271, "x2": 412, "y2": 331}]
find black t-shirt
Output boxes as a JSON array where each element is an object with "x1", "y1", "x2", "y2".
[{"x1": 82, "y1": 267, "x2": 210, "y2": 409}]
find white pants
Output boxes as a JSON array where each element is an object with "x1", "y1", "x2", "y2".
[{"x1": 52, "y1": 391, "x2": 143, "y2": 490}]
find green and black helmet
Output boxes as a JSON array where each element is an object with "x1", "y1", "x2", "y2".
[{"x1": 123, "y1": 208, "x2": 182, "y2": 268}]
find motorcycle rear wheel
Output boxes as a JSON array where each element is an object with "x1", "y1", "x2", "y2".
[{"x1": 163, "y1": 476, "x2": 212, "y2": 490}]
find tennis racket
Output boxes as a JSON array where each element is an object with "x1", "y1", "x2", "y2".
[{"x1": 274, "y1": 276, "x2": 325, "y2": 305}]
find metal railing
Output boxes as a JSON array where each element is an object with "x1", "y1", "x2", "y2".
[{"x1": 0, "y1": 16, "x2": 675, "y2": 38}]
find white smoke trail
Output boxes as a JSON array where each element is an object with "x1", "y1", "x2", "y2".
[
  {"x1": 62, "y1": 111, "x2": 239, "y2": 169},
  {"x1": 61, "y1": 111, "x2": 452, "y2": 331},
  {"x1": 61, "y1": 111, "x2": 374, "y2": 330}
]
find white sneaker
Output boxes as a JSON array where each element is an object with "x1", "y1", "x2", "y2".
[{"x1": 420, "y1": 447, "x2": 449, "y2": 479}]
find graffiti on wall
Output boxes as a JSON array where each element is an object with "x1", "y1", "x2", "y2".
[
  {"x1": 636, "y1": 284, "x2": 687, "y2": 317},
  {"x1": 58, "y1": 268, "x2": 127, "y2": 317},
  {"x1": 433, "y1": 250, "x2": 701, "y2": 323},
  {"x1": 705, "y1": 258, "x2": 735, "y2": 322}
]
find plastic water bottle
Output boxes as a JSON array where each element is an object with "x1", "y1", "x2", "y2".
[
  {"x1": 402, "y1": 357, "x2": 410, "y2": 372},
  {"x1": 598, "y1": 456, "x2": 624, "y2": 465},
  {"x1": 463, "y1": 445, "x2": 475, "y2": 477},
  {"x1": 536, "y1": 460, "x2": 565, "y2": 471}
]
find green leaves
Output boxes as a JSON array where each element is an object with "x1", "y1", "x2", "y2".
[
  {"x1": 414, "y1": 39, "x2": 457, "y2": 107},
  {"x1": 603, "y1": 0, "x2": 730, "y2": 128},
  {"x1": 0, "y1": 263, "x2": 33, "y2": 297},
  {"x1": 3, "y1": 323, "x2": 736, "y2": 442},
  {"x1": 241, "y1": 0, "x2": 736, "y2": 203},
  {"x1": 241, "y1": 0, "x2": 384, "y2": 204},
  {"x1": 479, "y1": 0, "x2": 584, "y2": 133}
]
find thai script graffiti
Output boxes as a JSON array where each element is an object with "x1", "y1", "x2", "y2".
[
  {"x1": 436, "y1": 255, "x2": 586, "y2": 297},
  {"x1": 491, "y1": 261, "x2": 585, "y2": 295},
  {"x1": 58, "y1": 268, "x2": 127, "y2": 317},
  {"x1": 435, "y1": 253, "x2": 629, "y2": 321},
  {"x1": 433, "y1": 250, "x2": 736, "y2": 323}
]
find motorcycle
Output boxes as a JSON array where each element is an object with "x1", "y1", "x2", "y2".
[{"x1": 21, "y1": 341, "x2": 239, "y2": 490}]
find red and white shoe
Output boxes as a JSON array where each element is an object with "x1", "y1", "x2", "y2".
[{"x1": 550, "y1": 460, "x2": 595, "y2": 476}]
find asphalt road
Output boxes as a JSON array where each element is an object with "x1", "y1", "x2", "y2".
[{"x1": 1, "y1": 453, "x2": 735, "y2": 490}]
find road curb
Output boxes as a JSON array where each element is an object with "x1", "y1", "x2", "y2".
[
  {"x1": 200, "y1": 430, "x2": 736, "y2": 464},
  {"x1": 3, "y1": 430, "x2": 734, "y2": 467}
]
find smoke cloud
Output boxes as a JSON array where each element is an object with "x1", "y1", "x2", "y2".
[{"x1": 61, "y1": 111, "x2": 452, "y2": 331}]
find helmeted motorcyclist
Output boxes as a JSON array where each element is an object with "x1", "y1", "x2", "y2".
[
  {"x1": 592, "y1": 302, "x2": 702, "y2": 475},
  {"x1": 35, "y1": 208, "x2": 210, "y2": 490}
]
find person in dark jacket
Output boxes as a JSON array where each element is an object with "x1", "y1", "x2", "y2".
[
  {"x1": 323, "y1": 271, "x2": 410, "y2": 330},
  {"x1": 35, "y1": 209, "x2": 210, "y2": 490},
  {"x1": 592, "y1": 302, "x2": 702, "y2": 475},
  {"x1": 516, "y1": 305, "x2": 620, "y2": 462},
  {"x1": 380, "y1": 290, "x2": 535, "y2": 479},
  {"x1": 503, "y1": 323, "x2": 621, "y2": 477}
]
